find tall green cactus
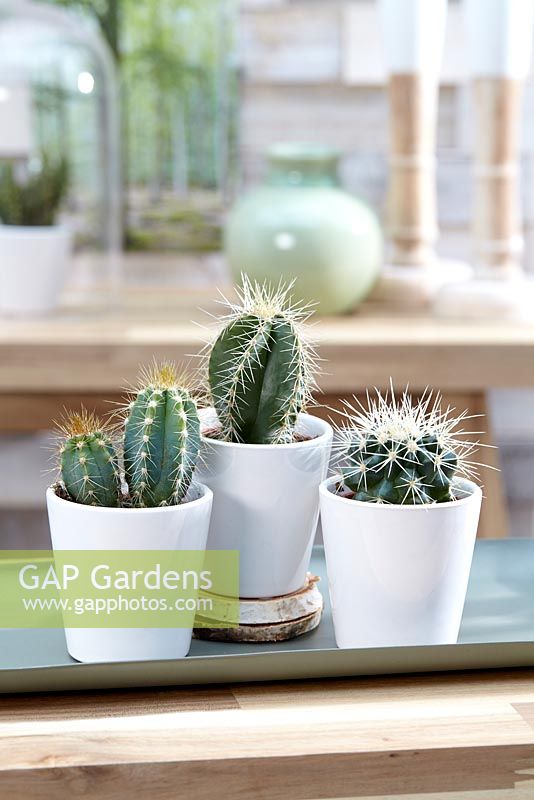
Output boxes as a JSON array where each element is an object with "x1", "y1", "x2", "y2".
[
  {"x1": 58, "y1": 410, "x2": 121, "y2": 507},
  {"x1": 208, "y1": 277, "x2": 319, "y2": 444},
  {"x1": 55, "y1": 364, "x2": 201, "y2": 509},
  {"x1": 336, "y1": 388, "x2": 481, "y2": 505},
  {"x1": 124, "y1": 363, "x2": 201, "y2": 507}
]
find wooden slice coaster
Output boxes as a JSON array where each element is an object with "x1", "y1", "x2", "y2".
[{"x1": 194, "y1": 574, "x2": 324, "y2": 643}]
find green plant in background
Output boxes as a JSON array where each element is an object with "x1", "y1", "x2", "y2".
[
  {"x1": 0, "y1": 157, "x2": 69, "y2": 227},
  {"x1": 207, "y1": 276, "x2": 320, "y2": 445},
  {"x1": 51, "y1": 0, "x2": 237, "y2": 189},
  {"x1": 55, "y1": 363, "x2": 201, "y2": 507},
  {"x1": 335, "y1": 387, "x2": 483, "y2": 505},
  {"x1": 124, "y1": 363, "x2": 201, "y2": 506},
  {"x1": 121, "y1": 0, "x2": 236, "y2": 194},
  {"x1": 47, "y1": 0, "x2": 120, "y2": 59}
]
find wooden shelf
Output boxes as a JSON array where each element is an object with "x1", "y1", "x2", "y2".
[{"x1": 1, "y1": 287, "x2": 534, "y2": 393}]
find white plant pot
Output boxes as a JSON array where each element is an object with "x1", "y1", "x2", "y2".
[
  {"x1": 46, "y1": 484, "x2": 213, "y2": 663},
  {"x1": 0, "y1": 225, "x2": 72, "y2": 315},
  {"x1": 320, "y1": 477, "x2": 482, "y2": 649},
  {"x1": 197, "y1": 412, "x2": 333, "y2": 599}
]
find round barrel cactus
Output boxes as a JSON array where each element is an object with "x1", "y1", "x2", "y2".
[
  {"x1": 207, "y1": 277, "x2": 319, "y2": 444},
  {"x1": 336, "y1": 388, "x2": 480, "y2": 505}
]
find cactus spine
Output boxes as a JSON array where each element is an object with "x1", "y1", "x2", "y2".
[
  {"x1": 208, "y1": 277, "x2": 319, "y2": 444},
  {"x1": 58, "y1": 410, "x2": 121, "y2": 507},
  {"x1": 336, "y1": 388, "x2": 481, "y2": 505},
  {"x1": 124, "y1": 363, "x2": 200, "y2": 507}
]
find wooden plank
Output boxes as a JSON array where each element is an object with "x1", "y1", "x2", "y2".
[
  {"x1": 320, "y1": 788, "x2": 534, "y2": 800},
  {"x1": 0, "y1": 393, "x2": 123, "y2": 431},
  {"x1": 2, "y1": 671, "x2": 534, "y2": 798},
  {"x1": 232, "y1": 670, "x2": 534, "y2": 707},
  {"x1": 240, "y1": 1, "x2": 468, "y2": 87},
  {"x1": 1, "y1": 747, "x2": 534, "y2": 800},
  {"x1": 241, "y1": 84, "x2": 455, "y2": 168},
  {"x1": 0, "y1": 687, "x2": 239, "y2": 723},
  {"x1": 2, "y1": 293, "x2": 534, "y2": 394},
  {"x1": 14, "y1": 338, "x2": 525, "y2": 395},
  {"x1": 240, "y1": 2, "x2": 341, "y2": 85}
]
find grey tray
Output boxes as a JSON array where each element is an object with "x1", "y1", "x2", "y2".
[{"x1": 1, "y1": 540, "x2": 534, "y2": 694}]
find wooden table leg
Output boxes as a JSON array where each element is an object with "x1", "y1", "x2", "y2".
[
  {"x1": 463, "y1": 391, "x2": 509, "y2": 539},
  {"x1": 318, "y1": 391, "x2": 509, "y2": 540}
]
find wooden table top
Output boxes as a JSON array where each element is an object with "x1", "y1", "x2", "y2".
[
  {"x1": 2, "y1": 284, "x2": 534, "y2": 393},
  {"x1": 2, "y1": 670, "x2": 534, "y2": 799}
]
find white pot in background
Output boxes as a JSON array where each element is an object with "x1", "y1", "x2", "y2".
[
  {"x1": 46, "y1": 484, "x2": 213, "y2": 663},
  {"x1": 0, "y1": 225, "x2": 72, "y2": 315},
  {"x1": 320, "y1": 477, "x2": 482, "y2": 649},
  {"x1": 197, "y1": 411, "x2": 333, "y2": 599}
]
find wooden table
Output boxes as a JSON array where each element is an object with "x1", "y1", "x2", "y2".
[
  {"x1": 1, "y1": 283, "x2": 534, "y2": 536},
  {"x1": 1, "y1": 670, "x2": 534, "y2": 798},
  {"x1": 0, "y1": 254, "x2": 534, "y2": 537}
]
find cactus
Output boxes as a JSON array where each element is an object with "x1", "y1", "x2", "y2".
[
  {"x1": 54, "y1": 364, "x2": 201, "y2": 509},
  {"x1": 57, "y1": 410, "x2": 121, "y2": 507},
  {"x1": 207, "y1": 277, "x2": 319, "y2": 444},
  {"x1": 335, "y1": 387, "x2": 481, "y2": 505},
  {"x1": 123, "y1": 363, "x2": 201, "y2": 507}
]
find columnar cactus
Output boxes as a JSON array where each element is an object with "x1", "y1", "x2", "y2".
[
  {"x1": 58, "y1": 410, "x2": 121, "y2": 507},
  {"x1": 336, "y1": 388, "x2": 480, "y2": 504},
  {"x1": 55, "y1": 363, "x2": 201, "y2": 508},
  {"x1": 124, "y1": 363, "x2": 201, "y2": 507},
  {"x1": 207, "y1": 277, "x2": 319, "y2": 444}
]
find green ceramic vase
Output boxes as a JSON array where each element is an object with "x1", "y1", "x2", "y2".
[{"x1": 225, "y1": 144, "x2": 382, "y2": 314}]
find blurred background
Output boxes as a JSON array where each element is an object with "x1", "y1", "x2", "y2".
[{"x1": 1, "y1": 0, "x2": 534, "y2": 545}]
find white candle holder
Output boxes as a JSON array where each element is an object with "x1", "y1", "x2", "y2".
[
  {"x1": 375, "y1": 0, "x2": 472, "y2": 309},
  {"x1": 435, "y1": 0, "x2": 534, "y2": 320}
]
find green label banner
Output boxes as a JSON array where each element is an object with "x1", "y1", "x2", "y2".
[{"x1": 0, "y1": 551, "x2": 239, "y2": 629}]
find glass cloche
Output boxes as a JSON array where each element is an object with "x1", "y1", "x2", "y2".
[{"x1": 0, "y1": 0, "x2": 121, "y2": 315}]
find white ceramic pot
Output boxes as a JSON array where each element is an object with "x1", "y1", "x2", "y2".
[
  {"x1": 0, "y1": 224, "x2": 72, "y2": 315},
  {"x1": 46, "y1": 484, "x2": 213, "y2": 663},
  {"x1": 197, "y1": 412, "x2": 333, "y2": 599},
  {"x1": 320, "y1": 477, "x2": 482, "y2": 649}
]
